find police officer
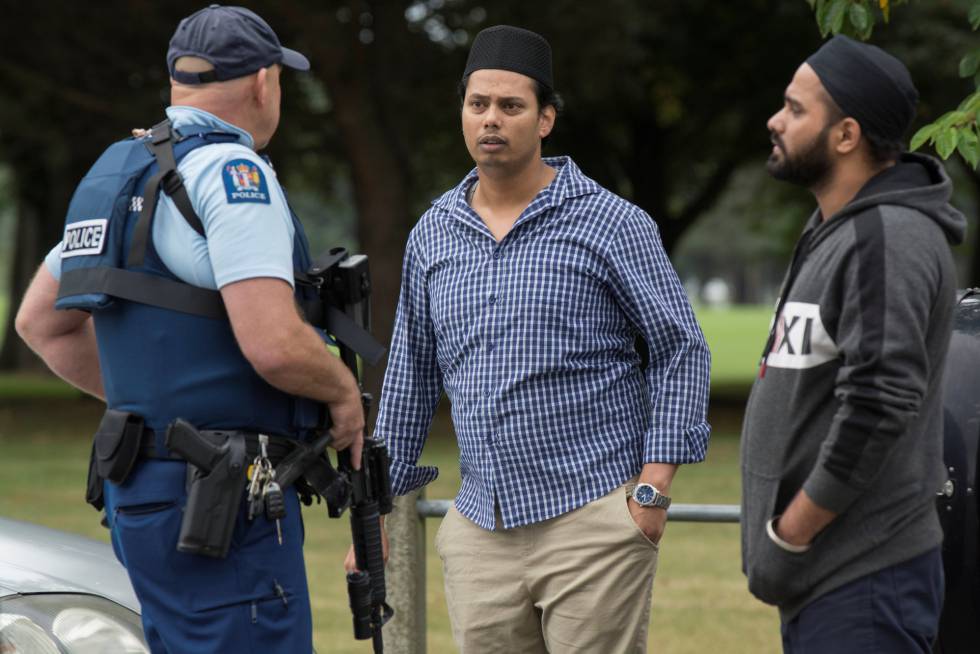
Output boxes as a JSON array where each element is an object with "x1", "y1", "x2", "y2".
[{"x1": 15, "y1": 6, "x2": 366, "y2": 653}]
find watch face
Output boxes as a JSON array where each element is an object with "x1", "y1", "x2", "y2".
[{"x1": 634, "y1": 484, "x2": 656, "y2": 505}]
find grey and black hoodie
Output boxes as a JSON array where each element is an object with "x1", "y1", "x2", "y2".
[{"x1": 740, "y1": 152, "x2": 967, "y2": 621}]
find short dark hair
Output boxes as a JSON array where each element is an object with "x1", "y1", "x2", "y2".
[
  {"x1": 862, "y1": 130, "x2": 904, "y2": 165},
  {"x1": 457, "y1": 75, "x2": 564, "y2": 115},
  {"x1": 820, "y1": 94, "x2": 902, "y2": 165}
]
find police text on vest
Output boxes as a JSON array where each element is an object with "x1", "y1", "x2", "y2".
[{"x1": 61, "y1": 219, "x2": 108, "y2": 258}]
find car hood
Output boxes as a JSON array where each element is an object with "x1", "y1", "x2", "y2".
[{"x1": 0, "y1": 517, "x2": 140, "y2": 612}]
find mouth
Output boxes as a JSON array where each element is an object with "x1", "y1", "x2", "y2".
[{"x1": 478, "y1": 135, "x2": 507, "y2": 151}]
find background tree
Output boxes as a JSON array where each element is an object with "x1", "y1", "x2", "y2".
[
  {"x1": 0, "y1": 1, "x2": 975, "y2": 390},
  {"x1": 807, "y1": 0, "x2": 980, "y2": 281}
]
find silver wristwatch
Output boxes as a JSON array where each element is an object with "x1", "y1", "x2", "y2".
[{"x1": 630, "y1": 483, "x2": 671, "y2": 510}]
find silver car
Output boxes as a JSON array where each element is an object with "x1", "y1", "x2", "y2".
[{"x1": 0, "y1": 517, "x2": 149, "y2": 652}]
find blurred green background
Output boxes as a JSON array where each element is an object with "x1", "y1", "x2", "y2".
[{"x1": 0, "y1": 1, "x2": 977, "y2": 390}]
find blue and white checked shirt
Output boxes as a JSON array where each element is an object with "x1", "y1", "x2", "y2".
[{"x1": 376, "y1": 157, "x2": 710, "y2": 530}]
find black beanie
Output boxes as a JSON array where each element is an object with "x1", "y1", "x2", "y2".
[
  {"x1": 463, "y1": 25, "x2": 553, "y2": 89},
  {"x1": 806, "y1": 35, "x2": 918, "y2": 143}
]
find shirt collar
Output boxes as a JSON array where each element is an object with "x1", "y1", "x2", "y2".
[
  {"x1": 165, "y1": 105, "x2": 255, "y2": 150},
  {"x1": 434, "y1": 156, "x2": 601, "y2": 216}
]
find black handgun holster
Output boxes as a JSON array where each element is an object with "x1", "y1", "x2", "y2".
[
  {"x1": 85, "y1": 409, "x2": 145, "y2": 510},
  {"x1": 177, "y1": 431, "x2": 248, "y2": 559}
]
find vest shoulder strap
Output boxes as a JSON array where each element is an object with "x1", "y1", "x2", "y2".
[
  {"x1": 61, "y1": 118, "x2": 230, "y2": 320},
  {"x1": 127, "y1": 119, "x2": 233, "y2": 268}
]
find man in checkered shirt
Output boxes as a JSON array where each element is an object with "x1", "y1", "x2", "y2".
[{"x1": 375, "y1": 25, "x2": 711, "y2": 653}]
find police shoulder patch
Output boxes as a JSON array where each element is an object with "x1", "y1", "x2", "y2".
[
  {"x1": 221, "y1": 158, "x2": 271, "y2": 204},
  {"x1": 61, "y1": 218, "x2": 108, "y2": 258}
]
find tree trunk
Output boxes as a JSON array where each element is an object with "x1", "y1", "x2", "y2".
[
  {"x1": 0, "y1": 188, "x2": 43, "y2": 371},
  {"x1": 329, "y1": 74, "x2": 412, "y2": 398},
  {"x1": 0, "y1": 153, "x2": 79, "y2": 371},
  {"x1": 280, "y1": 4, "x2": 415, "y2": 400}
]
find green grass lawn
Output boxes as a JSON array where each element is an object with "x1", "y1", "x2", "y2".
[
  {"x1": 0, "y1": 305, "x2": 776, "y2": 651},
  {"x1": 0, "y1": 373, "x2": 86, "y2": 399},
  {"x1": 695, "y1": 305, "x2": 772, "y2": 397},
  {"x1": 0, "y1": 303, "x2": 773, "y2": 396},
  {"x1": 0, "y1": 398, "x2": 780, "y2": 653}
]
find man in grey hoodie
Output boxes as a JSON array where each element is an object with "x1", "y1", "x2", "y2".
[{"x1": 741, "y1": 35, "x2": 966, "y2": 653}]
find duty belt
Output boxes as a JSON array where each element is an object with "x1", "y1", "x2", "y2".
[
  {"x1": 137, "y1": 428, "x2": 297, "y2": 464},
  {"x1": 86, "y1": 409, "x2": 329, "y2": 516}
]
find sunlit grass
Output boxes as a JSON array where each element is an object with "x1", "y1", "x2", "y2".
[
  {"x1": 0, "y1": 305, "x2": 777, "y2": 651},
  {"x1": 0, "y1": 399, "x2": 779, "y2": 653},
  {"x1": 695, "y1": 305, "x2": 772, "y2": 393}
]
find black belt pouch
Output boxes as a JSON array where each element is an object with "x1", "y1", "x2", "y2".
[
  {"x1": 94, "y1": 409, "x2": 144, "y2": 484},
  {"x1": 85, "y1": 440, "x2": 105, "y2": 511}
]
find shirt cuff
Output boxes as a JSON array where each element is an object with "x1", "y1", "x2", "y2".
[
  {"x1": 215, "y1": 268, "x2": 295, "y2": 290},
  {"x1": 802, "y1": 464, "x2": 862, "y2": 515},
  {"x1": 643, "y1": 421, "x2": 711, "y2": 464},
  {"x1": 389, "y1": 458, "x2": 439, "y2": 496}
]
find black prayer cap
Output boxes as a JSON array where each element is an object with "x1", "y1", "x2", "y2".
[
  {"x1": 806, "y1": 35, "x2": 918, "y2": 143},
  {"x1": 463, "y1": 25, "x2": 553, "y2": 89}
]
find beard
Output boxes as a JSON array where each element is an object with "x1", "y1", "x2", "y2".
[{"x1": 766, "y1": 123, "x2": 833, "y2": 188}]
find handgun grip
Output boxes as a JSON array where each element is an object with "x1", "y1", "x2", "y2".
[{"x1": 165, "y1": 419, "x2": 221, "y2": 472}]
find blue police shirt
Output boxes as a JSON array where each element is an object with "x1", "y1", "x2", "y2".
[
  {"x1": 376, "y1": 157, "x2": 711, "y2": 530},
  {"x1": 46, "y1": 106, "x2": 295, "y2": 289}
]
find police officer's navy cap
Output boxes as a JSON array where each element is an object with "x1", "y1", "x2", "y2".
[
  {"x1": 806, "y1": 35, "x2": 918, "y2": 142},
  {"x1": 463, "y1": 25, "x2": 553, "y2": 89},
  {"x1": 168, "y1": 4, "x2": 310, "y2": 84}
]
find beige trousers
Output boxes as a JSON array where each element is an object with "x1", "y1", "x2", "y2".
[{"x1": 435, "y1": 482, "x2": 659, "y2": 653}]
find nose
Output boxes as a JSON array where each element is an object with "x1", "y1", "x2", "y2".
[
  {"x1": 767, "y1": 109, "x2": 784, "y2": 134},
  {"x1": 483, "y1": 104, "x2": 500, "y2": 128}
]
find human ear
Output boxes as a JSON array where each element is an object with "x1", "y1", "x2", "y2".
[
  {"x1": 253, "y1": 67, "x2": 269, "y2": 107},
  {"x1": 836, "y1": 117, "x2": 862, "y2": 155},
  {"x1": 538, "y1": 105, "x2": 556, "y2": 139}
]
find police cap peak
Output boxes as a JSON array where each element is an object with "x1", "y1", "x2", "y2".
[{"x1": 168, "y1": 4, "x2": 310, "y2": 84}]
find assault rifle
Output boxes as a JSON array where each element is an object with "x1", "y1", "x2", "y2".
[{"x1": 277, "y1": 248, "x2": 393, "y2": 653}]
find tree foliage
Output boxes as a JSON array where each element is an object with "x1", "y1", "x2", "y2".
[
  {"x1": 0, "y1": 0, "x2": 825, "y2": 377},
  {"x1": 809, "y1": 0, "x2": 980, "y2": 169},
  {"x1": 0, "y1": 0, "x2": 976, "y2": 379}
]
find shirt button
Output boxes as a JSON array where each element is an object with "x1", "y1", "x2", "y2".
[
  {"x1": 492, "y1": 251, "x2": 501, "y2": 260},
  {"x1": 484, "y1": 390, "x2": 491, "y2": 398},
  {"x1": 488, "y1": 295, "x2": 497, "y2": 305}
]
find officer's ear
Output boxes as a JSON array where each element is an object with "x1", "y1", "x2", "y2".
[{"x1": 253, "y1": 67, "x2": 270, "y2": 108}]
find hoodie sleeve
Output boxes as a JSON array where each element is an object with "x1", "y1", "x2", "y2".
[{"x1": 802, "y1": 208, "x2": 945, "y2": 514}]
